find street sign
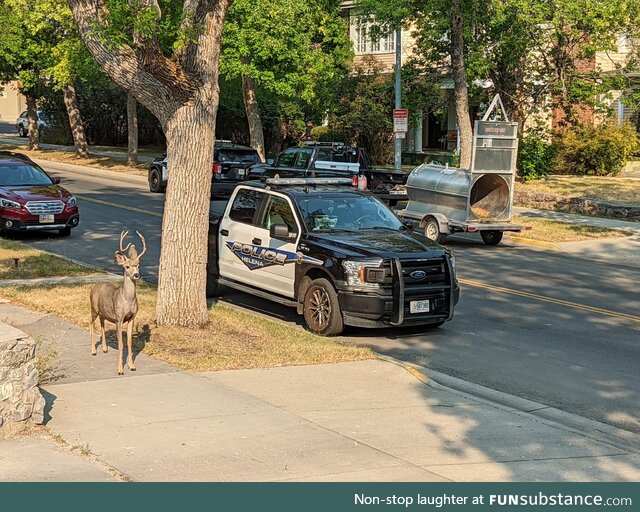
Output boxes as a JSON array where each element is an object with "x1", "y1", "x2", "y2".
[
  {"x1": 395, "y1": 131, "x2": 406, "y2": 139},
  {"x1": 393, "y1": 109, "x2": 408, "y2": 134}
]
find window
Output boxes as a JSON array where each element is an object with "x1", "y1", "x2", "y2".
[
  {"x1": 353, "y1": 17, "x2": 395, "y2": 55},
  {"x1": 261, "y1": 196, "x2": 297, "y2": 232},
  {"x1": 295, "y1": 149, "x2": 313, "y2": 169},
  {"x1": 275, "y1": 149, "x2": 297, "y2": 167},
  {"x1": 229, "y1": 189, "x2": 264, "y2": 225}
]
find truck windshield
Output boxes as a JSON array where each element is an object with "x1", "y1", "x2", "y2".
[{"x1": 297, "y1": 195, "x2": 403, "y2": 232}]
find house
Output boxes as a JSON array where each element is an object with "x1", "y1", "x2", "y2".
[{"x1": 0, "y1": 81, "x2": 26, "y2": 122}]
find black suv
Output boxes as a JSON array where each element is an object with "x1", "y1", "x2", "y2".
[{"x1": 148, "y1": 141, "x2": 262, "y2": 198}]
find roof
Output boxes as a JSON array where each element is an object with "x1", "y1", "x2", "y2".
[
  {"x1": 241, "y1": 180, "x2": 368, "y2": 198},
  {"x1": 0, "y1": 151, "x2": 34, "y2": 163},
  {"x1": 215, "y1": 141, "x2": 256, "y2": 152}
]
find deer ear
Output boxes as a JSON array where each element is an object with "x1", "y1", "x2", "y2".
[{"x1": 115, "y1": 251, "x2": 127, "y2": 265}]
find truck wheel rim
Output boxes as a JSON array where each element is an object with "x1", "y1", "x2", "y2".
[{"x1": 310, "y1": 288, "x2": 330, "y2": 328}]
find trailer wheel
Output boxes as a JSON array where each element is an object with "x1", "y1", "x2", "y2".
[
  {"x1": 424, "y1": 218, "x2": 446, "y2": 244},
  {"x1": 480, "y1": 230, "x2": 503, "y2": 246}
]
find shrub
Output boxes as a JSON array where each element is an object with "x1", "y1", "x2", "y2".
[
  {"x1": 549, "y1": 124, "x2": 639, "y2": 176},
  {"x1": 517, "y1": 134, "x2": 554, "y2": 180}
]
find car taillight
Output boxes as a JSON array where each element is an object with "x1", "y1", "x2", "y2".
[
  {"x1": 213, "y1": 163, "x2": 222, "y2": 175},
  {"x1": 351, "y1": 175, "x2": 358, "y2": 187}
]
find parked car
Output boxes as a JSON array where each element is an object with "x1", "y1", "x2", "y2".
[
  {"x1": 249, "y1": 142, "x2": 408, "y2": 201},
  {"x1": 148, "y1": 141, "x2": 262, "y2": 198},
  {"x1": 0, "y1": 153, "x2": 80, "y2": 236},
  {"x1": 206, "y1": 177, "x2": 459, "y2": 335},
  {"x1": 16, "y1": 110, "x2": 48, "y2": 138}
]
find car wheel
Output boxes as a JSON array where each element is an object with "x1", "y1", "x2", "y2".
[
  {"x1": 303, "y1": 278, "x2": 344, "y2": 336},
  {"x1": 18, "y1": 125, "x2": 26, "y2": 137},
  {"x1": 480, "y1": 230, "x2": 503, "y2": 246},
  {"x1": 149, "y1": 168, "x2": 165, "y2": 193},
  {"x1": 424, "y1": 218, "x2": 446, "y2": 244},
  {"x1": 58, "y1": 227, "x2": 72, "y2": 237}
]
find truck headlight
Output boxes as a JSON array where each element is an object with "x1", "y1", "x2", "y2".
[
  {"x1": 449, "y1": 253, "x2": 456, "y2": 271},
  {"x1": 342, "y1": 259, "x2": 383, "y2": 288},
  {"x1": 66, "y1": 196, "x2": 77, "y2": 207},
  {"x1": 1, "y1": 198, "x2": 21, "y2": 209}
]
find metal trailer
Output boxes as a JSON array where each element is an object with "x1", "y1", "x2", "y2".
[{"x1": 396, "y1": 95, "x2": 527, "y2": 246}]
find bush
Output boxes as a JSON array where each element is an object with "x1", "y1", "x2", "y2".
[
  {"x1": 549, "y1": 124, "x2": 639, "y2": 176},
  {"x1": 518, "y1": 134, "x2": 554, "y2": 180}
]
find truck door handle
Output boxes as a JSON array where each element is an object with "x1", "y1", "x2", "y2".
[
  {"x1": 252, "y1": 238, "x2": 262, "y2": 245},
  {"x1": 220, "y1": 229, "x2": 229, "y2": 236}
]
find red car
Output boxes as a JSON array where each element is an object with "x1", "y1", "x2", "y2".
[{"x1": 0, "y1": 152, "x2": 79, "y2": 236}]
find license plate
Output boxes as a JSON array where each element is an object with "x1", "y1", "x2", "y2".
[
  {"x1": 237, "y1": 169, "x2": 246, "y2": 177},
  {"x1": 39, "y1": 214, "x2": 55, "y2": 224},
  {"x1": 410, "y1": 300, "x2": 430, "y2": 314}
]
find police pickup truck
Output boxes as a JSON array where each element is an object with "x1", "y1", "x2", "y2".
[{"x1": 207, "y1": 178, "x2": 459, "y2": 336}]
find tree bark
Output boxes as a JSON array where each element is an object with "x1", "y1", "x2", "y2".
[
  {"x1": 63, "y1": 84, "x2": 90, "y2": 158},
  {"x1": 69, "y1": 0, "x2": 232, "y2": 328},
  {"x1": 451, "y1": 0, "x2": 473, "y2": 169},
  {"x1": 242, "y1": 72, "x2": 265, "y2": 161},
  {"x1": 26, "y1": 95, "x2": 39, "y2": 150},
  {"x1": 127, "y1": 93, "x2": 138, "y2": 166}
]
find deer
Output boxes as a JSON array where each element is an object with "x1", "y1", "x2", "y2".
[{"x1": 90, "y1": 230, "x2": 147, "y2": 375}]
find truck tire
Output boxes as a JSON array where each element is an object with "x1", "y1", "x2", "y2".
[
  {"x1": 149, "y1": 168, "x2": 165, "y2": 193},
  {"x1": 303, "y1": 278, "x2": 344, "y2": 336},
  {"x1": 206, "y1": 276, "x2": 223, "y2": 297},
  {"x1": 424, "y1": 218, "x2": 446, "y2": 244},
  {"x1": 480, "y1": 230, "x2": 503, "y2": 246}
]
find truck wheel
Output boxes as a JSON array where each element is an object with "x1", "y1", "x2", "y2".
[
  {"x1": 206, "y1": 276, "x2": 223, "y2": 297},
  {"x1": 303, "y1": 278, "x2": 344, "y2": 336},
  {"x1": 149, "y1": 169, "x2": 165, "y2": 193},
  {"x1": 424, "y1": 218, "x2": 446, "y2": 244},
  {"x1": 480, "y1": 230, "x2": 503, "y2": 246},
  {"x1": 18, "y1": 125, "x2": 26, "y2": 137}
]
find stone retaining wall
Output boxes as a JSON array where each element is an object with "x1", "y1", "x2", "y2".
[
  {"x1": 514, "y1": 190, "x2": 640, "y2": 222},
  {"x1": 0, "y1": 324, "x2": 45, "y2": 437}
]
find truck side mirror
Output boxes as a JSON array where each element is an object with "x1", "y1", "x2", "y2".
[
  {"x1": 52, "y1": 177, "x2": 61, "y2": 184},
  {"x1": 270, "y1": 224, "x2": 296, "y2": 241}
]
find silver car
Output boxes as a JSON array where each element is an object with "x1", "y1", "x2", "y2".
[{"x1": 16, "y1": 110, "x2": 48, "y2": 138}]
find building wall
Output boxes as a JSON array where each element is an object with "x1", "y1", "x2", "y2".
[{"x1": 0, "y1": 81, "x2": 26, "y2": 121}]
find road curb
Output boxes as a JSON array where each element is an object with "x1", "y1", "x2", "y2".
[
  {"x1": 376, "y1": 354, "x2": 640, "y2": 454},
  {"x1": 31, "y1": 157, "x2": 148, "y2": 184}
]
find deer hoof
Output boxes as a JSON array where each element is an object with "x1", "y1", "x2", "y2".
[
  {"x1": 130, "y1": 367, "x2": 136, "y2": 372},
  {"x1": 103, "y1": 348, "x2": 108, "y2": 353},
  {"x1": 117, "y1": 370, "x2": 124, "y2": 375},
  {"x1": 91, "y1": 351, "x2": 97, "y2": 356}
]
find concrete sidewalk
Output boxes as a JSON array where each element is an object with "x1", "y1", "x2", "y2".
[
  {"x1": 1, "y1": 302, "x2": 638, "y2": 482},
  {"x1": 513, "y1": 207, "x2": 640, "y2": 269}
]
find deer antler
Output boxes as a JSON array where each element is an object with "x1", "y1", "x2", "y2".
[
  {"x1": 136, "y1": 231, "x2": 147, "y2": 259},
  {"x1": 119, "y1": 230, "x2": 132, "y2": 254}
]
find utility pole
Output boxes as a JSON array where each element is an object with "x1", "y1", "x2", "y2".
[{"x1": 394, "y1": 27, "x2": 402, "y2": 171}]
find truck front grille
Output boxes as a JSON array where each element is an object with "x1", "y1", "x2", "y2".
[
  {"x1": 401, "y1": 259, "x2": 447, "y2": 287},
  {"x1": 25, "y1": 200, "x2": 64, "y2": 215}
]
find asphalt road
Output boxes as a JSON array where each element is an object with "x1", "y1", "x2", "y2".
[{"x1": 9, "y1": 158, "x2": 640, "y2": 435}]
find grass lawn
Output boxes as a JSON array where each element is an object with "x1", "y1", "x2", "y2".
[
  {"x1": 0, "y1": 239, "x2": 99, "y2": 279},
  {"x1": 516, "y1": 176, "x2": 640, "y2": 206},
  {"x1": 0, "y1": 283, "x2": 372, "y2": 371},
  {"x1": 0, "y1": 144, "x2": 149, "y2": 175},
  {"x1": 507, "y1": 215, "x2": 631, "y2": 243}
]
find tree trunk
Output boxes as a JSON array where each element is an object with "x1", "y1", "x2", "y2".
[
  {"x1": 26, "y1": 95, "x2": 39, "y2": 151},
  {"x1": 451, "y1": 0, "x2": 473, "y2": 169},
  {"x1": 242, "y1": 72, "x2": 265, "y2": 161},
  {"x1": 155, "y1": 101, "x2": 215, "y2": 327},
  {"x1": 63, "y1": 84, "x2": 90, "y2": 158},
  {"x1": 127, "y1": 93, "x2": 139, "y2": 166}
]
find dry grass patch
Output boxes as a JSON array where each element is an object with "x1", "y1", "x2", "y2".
[
  {"x1": 508, "y1": 215, "x2": 630, "y2": 243},
  {"x1": 517, "y1": 177, "x2": 640, "y2": 206},
  {"x1": 0, "y1": 282, "x2": 372, "y2": 372},
  {"x1": 0, "y1": 144, "x2": 148, "y2": 175},
  {"x1": 0, "y1": 239, "x2": 98, "y2": 279}
]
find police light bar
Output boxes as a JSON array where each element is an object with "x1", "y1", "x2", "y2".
[{"x1": 265, "y1": 178, "x2": 353, "y2": 186}]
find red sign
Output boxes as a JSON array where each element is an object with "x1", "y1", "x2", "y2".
[{"x1": 393, "y1": 109, "x2": 409, "y2": 133}]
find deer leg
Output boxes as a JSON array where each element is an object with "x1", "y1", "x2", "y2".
[
  {"x1": 100, "y1": 318, "x2": 108, "y2": 353},
  {"x1": 116, "y1": 321, "x2": 124, "y2": 375},
  {"x1": 126, "y1": 320, "x2": 136, "y2": 371},
  {"x1": 90, "y1": 312, "x2": 97, "y2": 356}
]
